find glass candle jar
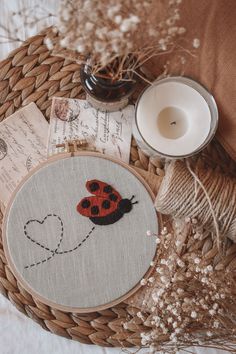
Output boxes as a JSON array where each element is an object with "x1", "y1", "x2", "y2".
[{"x1": 133, "y1": 76, "x2": 218, "y2": 159}]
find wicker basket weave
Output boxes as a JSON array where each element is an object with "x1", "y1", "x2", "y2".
[{"x1": 0, "y1": 29, "x2": 235, "y2": 349}]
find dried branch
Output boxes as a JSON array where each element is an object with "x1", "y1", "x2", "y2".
[{"x1": 45, "y1": 0, "x2": 194, "y2": 80}]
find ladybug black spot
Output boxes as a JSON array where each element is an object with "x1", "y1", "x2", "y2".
[
  {"x1": 91, "y1": 205, "x2": 99, "y2": 215},
  {"x1": 103, "y1": 185, "x2": 112, "y2": 193},
  {"x1": 81, "y1": 199, "x2": 91, "y2": 208},
  {"x1": 102, "y1": 200, "x2": 111, "y2": 209},
  {"x1": 90, "y1": 182, "x2": 99, "y2": 192},
  {"x1": 109, "y1": 193, "x2": 118, "y2": 202}
]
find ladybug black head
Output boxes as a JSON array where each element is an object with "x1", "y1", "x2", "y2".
[{"x1": 118, "y1": 195, "x2": 138, "y2": 214}]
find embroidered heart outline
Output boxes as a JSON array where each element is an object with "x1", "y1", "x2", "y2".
[
  {"x1": 24, "y1": 214, "x2": 64, "y2": 269},
  {"x1": 23, "y1": 214, "x2": 96, "y2": 270}
]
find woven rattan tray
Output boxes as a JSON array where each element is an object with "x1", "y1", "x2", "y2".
[{"x1": 0, "y1": 30, "x2": 235, "y2": 348}]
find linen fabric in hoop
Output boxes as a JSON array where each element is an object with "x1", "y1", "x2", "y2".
[{"x1": 3, "y1": 153, "x2": 158, "y2": 313}]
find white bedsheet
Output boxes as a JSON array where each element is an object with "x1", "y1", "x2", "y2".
[{"x1": 0, "y1": 1, "x2": 230, "y2": 353}]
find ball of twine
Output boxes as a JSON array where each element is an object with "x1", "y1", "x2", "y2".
[{"x1": 155, "y1": 160, "x2": 236, "y2": 243}]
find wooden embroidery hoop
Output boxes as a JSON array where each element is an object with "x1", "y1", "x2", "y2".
[{"x1": 2, "y1": 146, "x2": 162, "y2": 314}]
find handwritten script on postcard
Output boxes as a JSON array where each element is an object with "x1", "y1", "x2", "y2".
[
  {"x1": 0, "y1": 103, "x2": 48, "y2": 207},
  {"x1": 48, "y1": 97, "x2": 134, "y2": 163}
]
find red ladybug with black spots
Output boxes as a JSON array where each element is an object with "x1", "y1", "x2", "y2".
[{"x1": 77, "y1": 180, "x2": 138, "y2": 225}]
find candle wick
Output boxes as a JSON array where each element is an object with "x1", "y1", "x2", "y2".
[{"x1": 170, "y1": 121, "x2": 176, "y2": 125}]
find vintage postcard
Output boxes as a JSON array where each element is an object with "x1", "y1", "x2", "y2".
[
  {"x1": 0, "y1": 103, "x2": 48, "y2": 207},
  {"x1": 47, "y1": 97, "x2": 134, "y2": 163}
]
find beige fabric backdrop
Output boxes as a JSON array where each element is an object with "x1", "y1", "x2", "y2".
[{"x1": 147, "y1": 0, "x2": 236, "y2": 161}]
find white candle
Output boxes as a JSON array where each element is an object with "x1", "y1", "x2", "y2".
[{"x1": 133, "y1": 77, "x2": 218, "y2": 158}]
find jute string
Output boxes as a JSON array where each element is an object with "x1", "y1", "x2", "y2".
[{"x1": 155, "y1": 160, "x2": 236, "y2": 243}]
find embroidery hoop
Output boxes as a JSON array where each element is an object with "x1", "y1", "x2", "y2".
[{"x1": 2, "y1": 151, "x2": 161, "y2": 313}]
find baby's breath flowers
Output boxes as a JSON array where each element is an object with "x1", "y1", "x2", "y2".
[
  {"x1": 134, "y1": 218, "x2": 236, "y2": 353},
  {"x1": 0, "y1": 1, "x2": 200, "y2": 82},
  {"x1": 193, "y1": 38, "x2": 201, "y2": 49},
  {"x1": 49, "y1": 0, "x2": 188, "y2": 80}
]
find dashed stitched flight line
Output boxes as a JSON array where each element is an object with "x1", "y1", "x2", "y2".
[{"x1": 23, "y1": 214, "x2": 95, "y2": 269}]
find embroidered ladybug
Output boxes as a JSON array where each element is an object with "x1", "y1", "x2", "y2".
[{"x1": 77, "y1": 180, "x2": 138, "y2": 225}]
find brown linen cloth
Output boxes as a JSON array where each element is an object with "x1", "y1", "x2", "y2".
[{"x1": 146, "y1": 0, "x2": 236, "y2": 161}]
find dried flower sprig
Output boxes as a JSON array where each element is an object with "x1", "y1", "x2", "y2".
[
  {"x1": 47, "y1": 0, "x2": 190, "y2": 80},
  {"x1": 125, "y1": 218, "x2": 236, "y2": 353}
]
